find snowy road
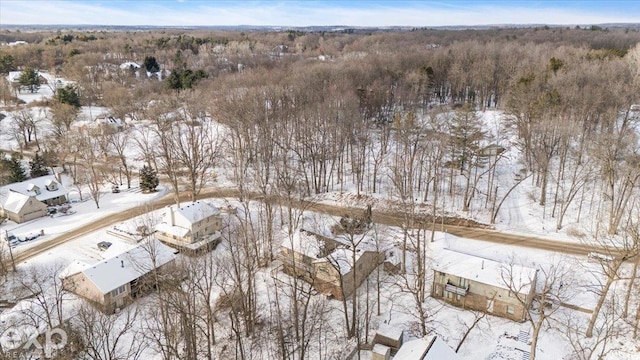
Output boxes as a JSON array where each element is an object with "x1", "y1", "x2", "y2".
[{"x1": 13, "y1": 186, "x2": 619, "y2": 263}]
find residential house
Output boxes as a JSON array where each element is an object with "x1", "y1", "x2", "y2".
[
  {"x1": 278, "y1": 228, "x2": 385, "y2": 300},
  {"x1": 0, "y1": 175, "x2": 68, "y2": 223},
  {"x1": 94, "y1": 116, "x2": 125, "y2": 134},
  {"x1": 0, "y1": 191, "x2": 47, "y2": 223},
  {"x1": 155, "y1": 201, "x2": 222, "y2": 253},
  {"x1": 61, "y1": 240, "x2": 176, "y2": 313},
  {"x1": 431, "y1": 249, "x2": 537, "y2": 322},
  {"x1": 393, "y1": 336, "x2": 460, "y2": 360}
]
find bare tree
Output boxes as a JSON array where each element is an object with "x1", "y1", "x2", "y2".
[
  {"x1": 584, "y1": 230, "x2": 639, "y2": 338},
  {"x1": 104, "y1": 129, "x2": 133, "y2": 189},
  {"x1": 17, "y1": 262, "x2": 69, "y2": 331},
  {"x1": 502, "y1": 258, "x2": 573, "y2": 360},
  {"x1": 73, "y1": 303, "x2": 147, "y2": 360},
  {"x1": 561, "y1": 299, "x2": 625, "y2": 360},
  {"x1": 455, "y1": 309, "x2": 488, "y2": 353}
]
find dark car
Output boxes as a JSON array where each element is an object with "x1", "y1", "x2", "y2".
[{"x1": 97, "y1": 241, "x2": 112, "y2": 251}]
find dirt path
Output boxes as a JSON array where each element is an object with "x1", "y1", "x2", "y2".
[{"x1": 13, "y1": 187, "x2": 612, "y2": 264}]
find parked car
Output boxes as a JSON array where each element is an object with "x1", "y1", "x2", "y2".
[
  {"x1": 588, "y1": 252, "x2": 613, "y2": 262},
  {"x1": 97, "y1": 241, "x2": 112, "y2": 251},
  {"x1": 2, "y1": 233, "x2": 17, "y2": 246},
  {"x1": 111, "y1": 185, "x2": 120, "y2": 193}
]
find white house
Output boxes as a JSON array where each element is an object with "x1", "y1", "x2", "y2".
[
  {"x1": 0, "y1": 175, "x2": 67, "y2": 206},
  {"x1": 155, "y1": 201, "x2": 222, "y2": 253},
  {"x1": 119, "y1": 62, "x2": 141, "y2": 70},
  {"x1": 0, "y1": 175, "x2": 68, "y2": 223},
  {"x1": 61, "y1": 240, "x2": 176, "y2": 313},
  {"x1": 0, "y1": 191, "x2": 47, "y2": 223}
]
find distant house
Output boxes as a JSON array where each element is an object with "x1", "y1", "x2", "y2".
[
  {"x1": 155, "y1": 201, "x2": 222, "y2": 253},
  {"x1": 119, "y1": 62, "x2": 141, "y2": 71},
  {"x1": 73, "y1": 115, "x2": 125, "y2": 135},
  {"x1": 61, "y1": 240, "x2": 176, "y2": 313},
  {"x1": 0, "y1": 175, "x2": 67, "y2": 223},
  {"x1": 94, "y1": 116, "x2": 124, "y2": 133},
  {"x1": 431, "y1": 249, "x2": 537, "y2": 322},
  {"x1": 278, "y1": 228, "x2": 385, "y2": 300},
  {"x1": 478, "y1": 144, "x2": 506, "y2": 157}
]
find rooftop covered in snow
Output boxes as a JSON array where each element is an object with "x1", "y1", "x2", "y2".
[
  {"x1": 0, "y1": 175, "x2": 67, "y2": 204},
  {"x1": 69, "y1": 240, "x2": 176, "y2": 294},
  {"x1": 433, "y1": 249, "x2": 537, "y2": 294}
]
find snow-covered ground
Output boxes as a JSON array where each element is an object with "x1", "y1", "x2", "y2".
[
  {"x1": 0, "y1": 177, "x2": 168, "y2": 257},
  {"x1": 1, "y1": 76, "x2": 638, "y2": 359},
  {"x1": 2, "y1": 193, "x2": 637, "y2": 360}
]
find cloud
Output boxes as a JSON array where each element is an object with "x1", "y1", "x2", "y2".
[{"x1": 0, "y1": 1, "x2": 637, "y2": 26}]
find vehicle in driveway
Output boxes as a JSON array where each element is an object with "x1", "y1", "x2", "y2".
[{"x1": 97, "y1": 241, "x2": 112, "y2": 251}]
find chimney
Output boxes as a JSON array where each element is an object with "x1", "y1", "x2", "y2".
[
  {"x1": 168, "y1": 206, "x2": 175, "y2": 226},
  {"x1": 121, "y1": 260, "x2": 124, "y2": 268}
]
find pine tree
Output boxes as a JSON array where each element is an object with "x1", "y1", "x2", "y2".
[
  {"x1": 29, "y1": 153, "x2": 49, "y2": 178},
  {"x1": 55, "y1": 85, "x2": 81, "y2": 108},
  {"x1": 18, "y1": 67, "x2": 40, "y2": 93},
  {"x1": 143, "y1": 56, "x2": 160, "y2": 73},
  {"x1": 139, "y1": 165, "x2": 159, "y2": 193},
  {"x1": 3, "y1": 157, "x2": 27, "y2": 183}
]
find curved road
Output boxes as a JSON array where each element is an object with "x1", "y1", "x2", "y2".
[{"x1": 13, "y1": 187, "x2": 615, "y2": 264}]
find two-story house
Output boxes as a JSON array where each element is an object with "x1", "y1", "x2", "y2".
[
  {"x1": 155, "y1": 201, "x2": 222, "y2": 253},
  {"x1": 0, "y1": 175, "x2": 68, "y2": 223},
  {"x1": 431, "y1": 249, "x2": 537, "y2": 322},
  {"x1": 279, "y1": 228, "x2": 385, "y2": 300}
]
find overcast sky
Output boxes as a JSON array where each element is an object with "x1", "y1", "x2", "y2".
[{"x1": 1, "y1": 1, "x2": 639, "y2": 27}]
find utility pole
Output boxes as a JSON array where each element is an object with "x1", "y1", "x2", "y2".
[{"x1": 4, "y1": 230, "x2": 16, "y2": 271}]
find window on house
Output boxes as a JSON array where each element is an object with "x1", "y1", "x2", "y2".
[
  {"x1": 507, "y1": 305, "x2": 515, "y2": 314},
  {"x1": 459, "y1": 278, "x2": 467, "y2": 287},
  {"x1": 110, "y1": 285, "x2": 126, "y2": 297},
  {"x1": 456, "y1": 294, "x2": 461, "y2": 301},
  {"x1": 445, "y1": 290, "x2": 452, "y2": 299}
]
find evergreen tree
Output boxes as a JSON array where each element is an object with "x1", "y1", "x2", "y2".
[
  {"x1": 2, "y1": 157, "x2": 27, "y2": 183},
  {"x1": 29, "y1": 153, "x2": 49, "y2": 178},
  {"x1": 55, "y1": 85, "x2": 81, "y2": 108},
  {"x1": 18, "y1": 67, "x2": 40, "y2": 93},
  {"x1": 0, "y1": 54, "x2": 15, "y2": 74},
  {"x1": 143, "y1": 56, "x2": 160, "y2": 73},
  {"x1": 139, "y1": 165, "x2": 159, "y2": 193}
]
